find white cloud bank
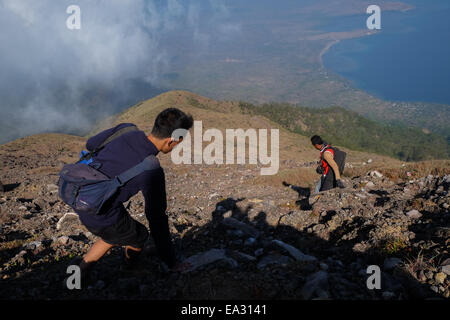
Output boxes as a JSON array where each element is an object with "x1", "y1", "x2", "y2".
[{"x1": 0, "y1": 0, "x2": 240, "y2": 143}]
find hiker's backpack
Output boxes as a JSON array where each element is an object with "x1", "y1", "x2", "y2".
[
  {"x1": 57, "y1": 126, "x2": 160, "y2": 216},
  {"x1": 325, "y1": 146, "x2": 347, "y2": 175}
]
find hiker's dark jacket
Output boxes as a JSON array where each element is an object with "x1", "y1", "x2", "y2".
[{"x1": 80, "y1": 123, "x2": 176, "y2": 267}]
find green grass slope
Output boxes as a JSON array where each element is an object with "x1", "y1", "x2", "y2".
[{"x1": 240, "y1": 102, "x2": 450, "y2": 162}]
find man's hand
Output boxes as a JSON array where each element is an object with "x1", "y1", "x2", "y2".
[
  {"x1": 336, "y1": 179, "x2": 345, "y2": 189},
  {"x1": 316, "y1": 165, "x2": 324, "y2": 175},
  {"x1": 170, "y1": 260, "x2": 192, "y2": 273}
]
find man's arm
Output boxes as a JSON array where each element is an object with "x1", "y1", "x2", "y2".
[
  {"x1": 142, "y1": 168, "x2": 177, "y2": 268},
  {"x1": 323, "y1": 151, "x2": 341, "y2": 180}
]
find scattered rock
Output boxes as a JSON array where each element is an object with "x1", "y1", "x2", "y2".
[
  {"x1": 46, "y1": 184, "x2": 59, "y2": 194},
  {"x1": 369, "y1": 171, "x2": 383, "y2": 178},
  {"x1": 221, "y1": 217, "x2": 260, "y2": 238},
  {"x1": 244, "y1": 237, "x2": 256, "y2": 246},
  {"x1": 384, "y1": 258, "x2": 402, "y2": 271},
  {"x1": 299, "y1": 271, "x2": 329, "y2": 300},
  {"x1": 382, "y1": 291, "x2": 395, "y2": 300},
  {"x1": 405, "y1": 210, "x2": 422, "y2": 219},
  {"x1": 24, "y1": 241, "x2": 42, "y2": 251},
  {"x1": 441, "y1": 265, "x2": 450, "y2": 276},
  {"x1": 312, "y1": 224, "x2": 325, "y2": 232},
  {"x1": 319, "y1": 263, "x2": 329, "y2": 271},
  {"x1": 1, "y1": 143, "x2": 448, "y2": 300},
  {"x1": 227, "y1": 229, "x2": 244, "y2": 238},
  {"x1": 435, "y1": 273, "x2": 447, "y2": 284},
  {"x1": 365, "y1": 181, "x2": 375, "y2": 188},
  {"x1": 254, "y1": 248, "x2": 264, "y2": 257},
  {"x1": 57, "y1": 236, "x2": 70, "y2": 245},
  {"x1": 56, "y1": 212, "x2": 80, "y2": 231},
  {"x1": 228, "y1": 250, "x2": 256, "y2": 262},
  {"x1": 94, "y1": 280, "x2": 105, "y2": 290},
  {"x1": 183, "y1": 249, "x2": 238, "y2": 273},
  {"x1": 257, "y1": 254, "x2": 291, "y2": 270},
  {"x1": 272, "y1": 240, "x2": 317, "y2": 263}
]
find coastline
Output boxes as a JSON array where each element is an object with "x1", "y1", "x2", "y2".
[
  {"x1": 319, "y1": 39, "x2": 340, "y2": 68},
  {"x1": 317, "y1": 30, "x2": 378, "y2": 68}
]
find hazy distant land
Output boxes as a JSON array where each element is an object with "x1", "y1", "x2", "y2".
[{"x1": 158, "y1": 0, "x2": 449, "y2": 139}]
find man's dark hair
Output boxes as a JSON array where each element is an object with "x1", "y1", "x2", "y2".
[
  {"x1": 311, "y1": 135, "x2": 323, "y2": 146},
  {"x1": 151, "y1": 108, "x2": 194, "y2": 139}
]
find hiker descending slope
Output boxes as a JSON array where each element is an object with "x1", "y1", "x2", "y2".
[
  {"x1": 58, "y1": 108, "x2": 193, "y2": 281},
  {"x1": 311, "y1": 135, "x2": 346, "y2": 193}
]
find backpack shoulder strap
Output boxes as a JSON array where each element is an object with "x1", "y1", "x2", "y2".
[
  {"x1": 115, "y1": 155, "x2": 160, "y2": 186},
  {"x1": 93, "y1": 125, "x2": 138, "y2": 153}
]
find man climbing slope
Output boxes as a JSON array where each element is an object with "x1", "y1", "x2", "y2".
[
  {"x1": 74, "y1": 108, "x2": 193, "y2": 277},
  {"x1": 311, "y1": 135, "x2": 346, "y2": 193}
]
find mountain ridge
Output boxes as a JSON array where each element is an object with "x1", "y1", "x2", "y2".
[
  {"x1": 0, "y1": 90, "x2": 449, "y2": 300},
  {"x1": 84, "y1": 90, "x2": 449, "y2": 162}
]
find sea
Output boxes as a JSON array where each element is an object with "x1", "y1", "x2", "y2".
[{"x1": 321, "y1": 0, "x2": 450, "y2": 105}]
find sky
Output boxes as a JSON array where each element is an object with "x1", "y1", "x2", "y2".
[{"x1": 0, "y1": 0, "x2": 240, "y2": 143}]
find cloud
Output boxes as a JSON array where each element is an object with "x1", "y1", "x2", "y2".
[{"x1": 0, "y1": 0, "x2": 240, "y2": 143}]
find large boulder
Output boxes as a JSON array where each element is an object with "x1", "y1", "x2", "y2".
[
  {"x1": 183, "y1": 248, "x2": 238, "y2": 273},
  {"x1": 272, "y1": 240, "x2": 317, "y2": 263},
  {"x1": 299, "y1": 271, "x2": 329, "y2": 300}
]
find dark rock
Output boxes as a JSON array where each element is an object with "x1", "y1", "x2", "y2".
[
  {"x1": 272, "y1": 239, "x2": 317, "y2": 262},
  {"x1": 383, "y1": 258, "x2": 402, "y2": 271},
  {"x1": 254, "y1": 248, "x2": 264, "y2": 257},
  {"x1": 257, "y1": 254, "x2": 291, "y2": 270},
  {"x1": 441, "y1": 265, "x2": 450, "y2": 276},
  {"x1": 183, "y1": 248, "x2": 238, "y2": 272},
  {"x1": 299, "y1": 271, "x2": 329, "y2": 300},
  {"x1": 221, "y1": 217, "x2": 260, "y2": 238}
]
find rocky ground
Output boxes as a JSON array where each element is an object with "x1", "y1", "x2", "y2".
[{"x1": 0, "y1": 137, "x2": 449, "y2": 300}]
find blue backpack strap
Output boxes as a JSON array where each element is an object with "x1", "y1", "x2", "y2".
[{"x1": 115, "y1": 155, "x2": 160, "y2": 186}]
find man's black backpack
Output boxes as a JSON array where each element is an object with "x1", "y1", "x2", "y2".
[
  {"x1": 325, "y1": 146, "x2": 347, "y2": 175},
  {"x1": 57, "y1": 125, "x2": 160, "y2": 216}
]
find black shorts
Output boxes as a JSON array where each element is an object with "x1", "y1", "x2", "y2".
[
  {"x1": 86, "y1": 211, "x2": 149, "y2": 249},
  {"x1": 320, "y1": 170, "x2": 337, "y2": 192}
]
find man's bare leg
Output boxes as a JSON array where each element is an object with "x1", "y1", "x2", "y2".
[{"x1": 80, "y1": 239, "x2": 114, "y2": 271}]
